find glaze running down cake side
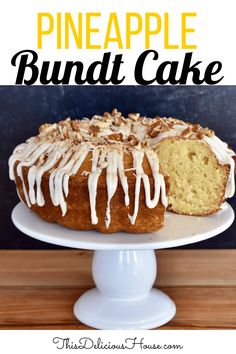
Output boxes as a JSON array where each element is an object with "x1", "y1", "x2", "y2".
[{"x1": 9, "y1": 109, "x2": 236, "y2": 233}]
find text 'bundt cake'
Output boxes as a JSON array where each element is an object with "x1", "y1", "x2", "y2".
[{"x1": 9, "y1": 109, "x2": 235, "y2": 233}]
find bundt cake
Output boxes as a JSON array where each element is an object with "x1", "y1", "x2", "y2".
[{"x1": 9, "y1": 109, "x2": 235, "y2": 233}]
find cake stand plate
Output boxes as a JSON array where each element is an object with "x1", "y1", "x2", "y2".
[{"x1": 12, "y1": 202, "x2": 234, "y2": 330}]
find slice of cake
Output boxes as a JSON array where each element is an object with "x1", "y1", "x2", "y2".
[{"x1": 147, "y1": 118, "x2": 235, "y2": 216}]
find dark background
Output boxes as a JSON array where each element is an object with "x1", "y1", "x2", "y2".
[{"x1": 0, "y1": 86, "x2": 235, "y2": 249}]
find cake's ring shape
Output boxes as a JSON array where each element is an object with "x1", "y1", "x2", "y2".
[
  {"x1": 12, "y1": 202, "x2": 234, "y2": 329},
  {"x1": 9, "y1": 112, "x2": 235, "y2": 233}
]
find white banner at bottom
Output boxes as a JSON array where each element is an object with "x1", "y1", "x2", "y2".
[{"x1": 0, "y1": 330, "x2": 235, "y2": 354}]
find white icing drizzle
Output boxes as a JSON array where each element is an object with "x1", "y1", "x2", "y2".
[
  {"x1": 9, "y1": 139, "x2": 38, "y2": 180},
  {"x1": 203, "y1": 136, "x2": 235, "y2": 198},
  {"x1": 28, "y1": 145, "x2": 61, "y2": 206},
  {"x1": 53, "y1": 150, "x2": 84, "y2": 216},
  {"x1": 146, "y1": 150, "x2": 168, "y2": 208},
  {"x1": 105, "y1": 150, "x2": 119, "y2": 228},
  {"x1": 128, "y1": 148, "x2": 167, "y2": 225},
  {"x1": 49, "y1": 148, "x2": 74, "y2": 206},
  {"x1": 117, "y1": 153, "x2": 129, "y2": 206},
  {"x1": 9, "y1": 137, "x2": 167, "y2": 228},
  {"x1": 88, "y1": 148, "x2": 103, "y2": 225},
  {"x1": 63, "y1": 143, "x2": 90, "y2": 198},
  {"x1": 15, "y1": 142, "x2": 51, "y2": 207}
]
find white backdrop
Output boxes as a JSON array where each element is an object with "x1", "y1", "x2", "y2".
[{"x1": 0, "y1": 0, "x2": 235, "y2": 83}]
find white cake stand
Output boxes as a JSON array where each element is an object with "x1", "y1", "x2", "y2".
[{"x1": 12, "y1": 202, "x2": 234, "y2": 330}]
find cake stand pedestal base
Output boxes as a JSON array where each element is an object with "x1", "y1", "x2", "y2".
[
  {"x1": 12, "y1": 202, "x2": 234, "y2": 330},
  {"x1": 73, "y1": 250, "x2": 176, "y2": 329}
]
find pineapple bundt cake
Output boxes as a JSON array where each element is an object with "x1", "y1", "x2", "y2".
[{"x1": 9, "y1": 109, "x2": 235, "y2": 233}]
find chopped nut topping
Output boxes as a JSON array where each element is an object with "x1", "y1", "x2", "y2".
[
  {"x1": 141, "y1": 140, "x2": 149, "y2": 148},
  {"x1": 90, "y1": 125, "x2": 100, "y2": 136},
  {"x1": 113, "y1": 116, "x2": 127, "y2": 126},
  {"x1": 149, "y1": 119, "x2": 171, "y2": 138},
  {"x1": 192, "y1": 124, "x2": 202, "y2": 133},
  {"x1": 103, "y1": 112, "x2": 111, "y2": 118},
  {"x1": 36, "y1": 110, "x2": 216, "y2": 150},
  {"x1": 71, "y1": 120, "x2": 80, "y2": 132},
  {"x1": 39, "y1": 123, "x2": 56, "y2": 134},
  {"x1": 62, "y1": 126, "x2": 69, "y2": 139},
  {"x1": 128, "y1": 113, "x2": 140, "y2": 121},
  {"x1": 128, "y1": 134, "x2": 139, "y2": 146},
  {"x1": 111, "y1": 108, "x2": 121, "y2": 117},
  {"x1": 203, "y1": 127, "x2": 215, "y2": 137},
  {"x1": 180, "y1": 127, "x2": 194, "y2": 139},
  {"x1": 106, "y1": 133, "x2": 124, "y2": 142}
]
